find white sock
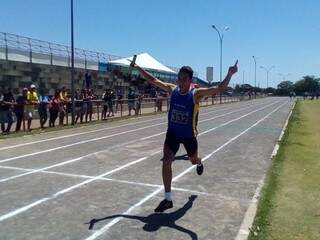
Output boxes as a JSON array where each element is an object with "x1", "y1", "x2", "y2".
[{"x1": 165, "y1": 192, "x2": 172, "y2": 201}]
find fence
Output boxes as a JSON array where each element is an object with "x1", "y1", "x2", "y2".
[{"x1": 4, "y1": 95, "x2": 261, "y2": 133}]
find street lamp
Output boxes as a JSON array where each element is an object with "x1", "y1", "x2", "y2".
[
  {"x1": 252, "y1": 56, "x2": 257, "y2": 98},
  {"x1": 260, "y1": 65, "x2": 275, "y2": 88},
  {"x1": 70, "y1": 0, "x2": 75, "y2": 125},
  {"x1": 211, "y1": 25, "x2": 229, "y2": 104}
]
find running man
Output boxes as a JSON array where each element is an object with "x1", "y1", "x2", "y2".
[{"x1": 132, "y1": 59, "x2": 238, "y2": 212}]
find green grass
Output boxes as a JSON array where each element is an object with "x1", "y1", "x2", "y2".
[{"x1": 248, "y1": 99, "x2": 320, "y2": 240}]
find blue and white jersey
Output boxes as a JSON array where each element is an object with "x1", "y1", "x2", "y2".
[{"x1": 167, "y1": 87, "x2": 199, "y2": 138}]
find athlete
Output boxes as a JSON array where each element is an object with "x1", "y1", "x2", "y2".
[{"x1": 131, "y1": 58, "x2": 238, "y2": 212}]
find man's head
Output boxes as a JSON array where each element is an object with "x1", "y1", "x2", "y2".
[
  {"x1": 30, "y1": 84, "x2": 36, "y2": 92},
  {"x1": 23, "y1": 87, "x2": 28, "y2": 96},
  {"x1": 177, "y1": 66, "x2": 193, "y2": 93}
]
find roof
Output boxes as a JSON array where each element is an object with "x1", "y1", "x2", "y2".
[{"x1": 109, "y1": 53, "x2": 176, "y2": 73}]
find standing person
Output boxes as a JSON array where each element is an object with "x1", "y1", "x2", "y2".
[
  {"x1": 49, "y1": 90, "x2": 61, "y2": 127},
  {"x1": 74, "y1": 90, "x2": 83, "y2": 124},
  {"x1": 59, "y1": 86, "x2": 68, "y2": 126},
  {"x1": 38, "y1": 89, "x2": 49, "y2": 129},
  {"x1": 0, "y1": 87, "x2": 15, "y2": 134},
  {"x1": 80, "y1": 89, "x2": 88, "y2": 123},
  {"x1": 86, "y1": 89, "x2": 94, "y2": 122},
  {"x1": 115, "y1": 90, "x2": 123, "y2": 113},
  {"x1": 85, "y1": 71, "x2": 92, "y2": 90},
  {"x1": 25, "y1": 84, "x2": 38, "y2": 131},
  {"x1": 131, "y1": 60, "x2": 238, "y2": 212},
  {"x1": 14, "y1": 88, "x2": 28, "y2": 132},
  {"x1": 127, "y1": 88, "x2": 136, "y2": 116},
  {"x1": 107, "y1": 89, "x2": 115, "y2": 117},
  {"x1": 135, "y1": 92, "x2": 143, "y2": 115},
  {"x1": 101, "y1": 89, "x2": 109, "y2": 120}
]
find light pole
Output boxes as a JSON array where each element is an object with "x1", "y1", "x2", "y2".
[
  {"x1": 70, "y1": 0, "x2": 75, "y2": 125},
  {"x1": 211, "y1": 25, "x2": 229, "y2": 104},
  {"x1": 260, "y1": 65, "x2": 275, "y2": 88},
  {"x1": 252, "y1": 56, "x2": 257, "y2": 97}
]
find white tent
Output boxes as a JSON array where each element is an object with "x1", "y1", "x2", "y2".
[{"x1": 109, "y1": 53, "x2": 176, "y2": 73}]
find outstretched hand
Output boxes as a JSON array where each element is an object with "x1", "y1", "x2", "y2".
[
  {"x1": 228, "y1": 60, "x2": 238, "y2": 76},
  {"x1": 128, "y1": 55, "x2": 137, "y2": 68}
]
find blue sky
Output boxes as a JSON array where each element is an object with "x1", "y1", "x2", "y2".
[{"x1": 1, "y1": 0, "x2": 319, "y2": 87}]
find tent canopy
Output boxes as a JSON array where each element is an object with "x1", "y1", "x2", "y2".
[{"x1": 109, "y1": 53, "x2": 176, "y2": 73}]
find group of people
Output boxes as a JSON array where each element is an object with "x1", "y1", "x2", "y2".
[
  {"x1": 101, "y1": 88, "x2": 145, "y2": 118},
  {"x1": 0, "y1": 83, "x2": 168, "y2": 134},
  {"x1": 0, "y1": 85, "x2": 71, "y2": 134}
]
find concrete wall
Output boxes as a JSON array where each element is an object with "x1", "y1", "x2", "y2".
[{"x1": 0, "y1": 59, "x2": 130, "y2": 96}]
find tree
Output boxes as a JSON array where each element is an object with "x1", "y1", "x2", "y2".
[
  {"x1": 265, "y1": 87, "x2": 276, "y2": 94},
  {"x1": 276, "y1": 81, "x2": 294, "y2": 96},
  {"x1": 293, "y1": 76, "x2": 320, "y2": 95}
]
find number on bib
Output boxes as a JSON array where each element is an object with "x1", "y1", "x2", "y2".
[{"x1": 171, "y1": 110, "x2": 189, "y2": 124}]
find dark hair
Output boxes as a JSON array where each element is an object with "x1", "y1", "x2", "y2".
[{"x1": 178, "y1": 66, "x2": 193, "y2": 79}]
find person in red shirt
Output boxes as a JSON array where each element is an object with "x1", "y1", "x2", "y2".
[{"x1": 49, "y1": 90, "x2": 61, "y2": 127}]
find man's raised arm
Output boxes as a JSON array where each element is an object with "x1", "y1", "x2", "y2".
[
  {"x1": 194, "y1": 60, "x2": 238, "y2": 101},
  {"x1": 132, "y1": 63, "x2": 176, "y2": 92}
]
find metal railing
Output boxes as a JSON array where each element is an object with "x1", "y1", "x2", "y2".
[
  {"x1": 3, "y1": 95, "x2": 254, "y2": 133},
  {"x1": 0, "y1": 32, "x2": 205, "y2": 78},
  {"x1": 0, "y1": 32, "x2": 122, "y2": 70}
]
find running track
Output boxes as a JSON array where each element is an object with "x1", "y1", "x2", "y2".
[{"x1": 0, "y1": 97, "x2": 293, "y2": 240}]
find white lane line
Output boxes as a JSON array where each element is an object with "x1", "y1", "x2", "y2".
[
  {"x1": 83, "y1": 101, "x2": 289, "y2": 240},
  {"x1": 0, "y1": 122, "x2": 164, "y2": 163},
  {"x1": 0, "y1": 100, "x2": 276, "y2": 164},
  {"x1": 0, "y1": 165, "x2": 212, "y2": 197},
  {"x1": 234, "y1": 100, "x2": 295, "y2": 240},
  {"x1": 0, "y1": 165, "x2": 249, "y2": 203},
  {"x1": 0, "y1": 101, "x2": 249, "y2": 151},
  {"x1": 0, "y1": 101, "x2": 284, "y2": 222},
  {"x1": 0, "y1": 101, "x2": 279, "y2": 181}
]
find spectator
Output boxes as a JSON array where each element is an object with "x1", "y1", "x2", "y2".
[
  {"x1": 135, "y1": 92, "x2": 143, "y2": 115},
  {"x1": 156, "y1": 91, "x2": 163, "y2": 112},
  {"x1": 14, "y1": 88, "x2": 28, "y2": 132},
  {"x1": 0, "y1": 87, "x2": 15, "y2": 134},
  {"x1": 49, "y1": 90, "x2": 61, "y2": 127},
  {"x1": 81, "y1": 89, "x2": 88, "y2": 123},
  {"x1": 107, "y1": 89, "x2": 115, "y2": 117},
  {"x1": 25, "y1": 84, "x2": 38, "y2": 131},
  {"x1": 74, "y1": 90, "x2": 83, "y2": 124},
  {"x1": 85, "y1": 71, "x2": 92, "y2": 89},
  {"x1": 101, "y1": 89, "x2": 109, "y2": 120},
  {"x1": 127, "y1": 88, "x2": 136, "y2": 116},
  {"x1": 115, "y1": 90, "x2": 123, "y2": 113},
  {"x1": 86, "y1": 89, "x2": 94, "y2": 122},
  {"x1": 38, "y1": 89, "x2": 49, "y2": 129},
  {"x1": 59, "y1": 86, "x2": 68, "y2": 126}
]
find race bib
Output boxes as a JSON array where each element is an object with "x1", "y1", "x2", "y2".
[{"x1": 170, "y1": 109, "x2": 189, "y2": 124}]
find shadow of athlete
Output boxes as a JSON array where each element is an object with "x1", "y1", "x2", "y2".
[{"x1": 86, "y1": 195, "x2": 198, "y2": 240}]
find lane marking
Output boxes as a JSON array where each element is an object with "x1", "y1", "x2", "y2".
[
  {"x1": 0, "y1": 101, "x2": 285, "y2": 222},
  {"x1": 0, "y1": 99, "x2": 261, "y2": 151},
  {"x1": 0, "y1": 101, "x2": 277, "y2": 165},
  {"x1": 234, "y1": 100, "x2": 295, "y2": 240},
  {"x1": 0, "y1": 101, "x2": 279, "y2": 181},
  {"x1": 83, "y1": 101, "x2": 289, "y2": 240}
]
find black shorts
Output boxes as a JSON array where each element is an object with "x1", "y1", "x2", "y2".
[{"x1": 164, "y1": 131, "x2": 198, "y2": 157}]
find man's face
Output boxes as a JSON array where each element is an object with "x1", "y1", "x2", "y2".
[{"x1": 177, "y1": 72, "x2": 192, "y2": 92}]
